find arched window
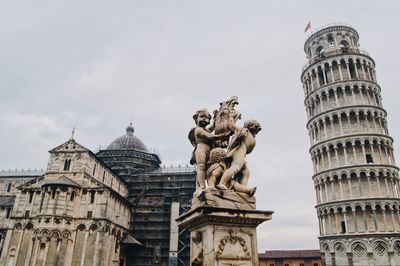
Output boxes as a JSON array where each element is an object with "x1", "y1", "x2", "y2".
[
  {"x1": 327, "y1": 34, "x2": 334, "y2": 46},
  {"x1": 316, "y1": 46, "x2": 325, "y2": 58},
  {"x1": 28, "y1": 191, "x2": 34, "y2": 203},
  {"x1": 8, "y1": 249, "x2": 16, "y2": 266},
  {"x1": 90, "y1": 191, "x2": 95, "y2": 204},
  {"x1": 340, "y1": 40, "x2": 350, "y2": 52},
  {"x1": 70, "y1": 192, "x2": 75, "y2": 201},
  {"x1": 63, "y1": 159, "x2": 71, "y2": 171}
]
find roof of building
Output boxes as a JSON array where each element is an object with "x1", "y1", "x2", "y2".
[
  {"x1": 259, "y1": 250, "x2": 321, "y2": 259},
  {"x1": 121, "y1": 234, "x2": 143, "y2": 246},
  {"x1": 0, "y1": 196, "x2": 15, "y2": 207},
  {"x1": 0, "y1": 169, "x2": 45, "y2": 177},
  {"x1": 106, "y1": 123, "x2": 149, "y2": 152},
  {"x1": 149, "y1": 165, "x2": 196, "y2": 174},
  {"x1": 42, "y1": 176, "x2": 81, "y2": 188}
]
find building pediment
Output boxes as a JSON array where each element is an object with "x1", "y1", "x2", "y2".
[
  {"x1": 41, "y1": 175, "x2": 81, "y2": 188},
  {"x1": 19, "y1": 175, "x2": 81, "y2": 190},
  {"x1": 49, "y1": 139, "x2": 89, "y2": 154}
]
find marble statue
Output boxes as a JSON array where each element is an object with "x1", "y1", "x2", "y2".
[
  {"x1": 181, "y1": 98, "x2": 271, "y2": 266},
  {"x1": 189, "y1": 109, "x2": 229, "y2": 189},
  {"x1": 217, "y1": 119, "x2": 261, "y2": 193},
  {"x1": 189, "y1": 97, "x2": 260, "y2": 195}
]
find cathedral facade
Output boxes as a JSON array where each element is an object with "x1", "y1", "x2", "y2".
[
  {"x1": 0, "y1": 124, "x2": 196, "y2": 266},
  {"x1": 0, "y1": 138, "x2": 133, "y2": 265}
]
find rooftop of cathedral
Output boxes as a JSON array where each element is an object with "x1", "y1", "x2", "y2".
[
  {"x1": 150, "y1": 165, "x2": 196, "y2": 174},
  {"x1": 106, "y1": 123, "x2": 149, "y2": 152},
  {"x1": 0, "y1": 169, "x2": 45, "y2": 177}
]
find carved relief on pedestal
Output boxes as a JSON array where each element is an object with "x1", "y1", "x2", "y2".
[{"x1": 215, "y1": 230, "x2": 252, "y2": 265}]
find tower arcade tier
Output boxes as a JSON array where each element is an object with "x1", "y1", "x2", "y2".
[{"x1": 301, "y1": 24, "x2": 400, "y2": 266}]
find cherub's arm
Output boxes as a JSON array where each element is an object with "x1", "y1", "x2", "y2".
[
  {"x1": 196, "y1": 127, "x2": 228, "y2": 141},
  {"x1": 226, "y1": 128, "x2": 248, "y2": 154}
]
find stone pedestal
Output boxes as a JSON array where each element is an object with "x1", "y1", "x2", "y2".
[{"x1": 177, "y1": 189, "x2": 273, "y2": 266}]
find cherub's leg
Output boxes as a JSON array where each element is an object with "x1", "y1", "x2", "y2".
[
  {"x1": 232, "y1": 182, "x2": 257, "y2": 196},
  {"x1": 207, "y1": 174, "x2": 216, "y2": 188},
  {"x1": 217, "y1": 162, "x2": 242, "y2": 190},
  {"x1": 195, "y1": 148, "x2": 209, "y2": 189},
  {"x1": 196, "y1": 163, "x2": 206, "y2": 189},
  {"x1": 208, "y1": 167, "x2": 223, "y2": 189},
  {"x1": 238, "y1": 163, "x2": 250, "y2": 186}
]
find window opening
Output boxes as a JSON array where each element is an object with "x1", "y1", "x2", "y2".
[
  {"x1": 340, "y1": 40, "x2": 350, "y2": 53},
  {"x1": 39, "y1": 193, "x2": 44, "y2": 212},
  {"x1": 6, "y1": 208, "x2": 11, "y2": 218},
  {"x1": 318, "y1": 69, "x2": 325, "y2": 85},
  {"x1": 349, "y1": 61, "x2": 356, "y2": 79},
  {"x1": 341, "y1": 221, "x2": 346, "y2": 233},
  {"x1": 87, "y1": 211, "x2": 93, "y2": 218},
  {"x1": 115, "y1": 238, "x2": 120, "y2": 252},
  {"x1": 28, "y1": 191, "x2": 34, "y2": 203},
  {"x1": 90, "y1": 191, "x2": 95, "y2": 204},
  {"x1": 25, "y1": 210, "x2": 30, "y2": 218},
  {"x1": 327, "y1": 34, "x2": 334, "y2": 46},
  {"x1": 366, "y1": 154, "x2": 374, "y2": 164},
  {"x1": 93, "y1": 164, "x2": 97, "y2": 175},
  {"x1": 63, "y1": 159, "x2": 71, "y2": 171}
]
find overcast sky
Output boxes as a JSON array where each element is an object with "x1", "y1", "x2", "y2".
[{"x1": 1, "y1": 0, "x2": 400, "y2": 251}]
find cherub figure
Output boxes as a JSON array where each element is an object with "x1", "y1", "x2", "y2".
[
  {"x1": 206, "y1": 148, "x2": 228, "y2": 189},
  {"x1": 216, "y1": 120, "x2": 261, "y2": 192},
  {"x1": 207, "y1": 148, "x2": 256, "y2": 195},
  {"x1": 189, "y1": 109, "x2": 229, "y2": 189}
]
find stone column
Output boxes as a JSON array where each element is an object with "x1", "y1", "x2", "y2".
[
  {"x1": 346, "y1": 62, "x2": 351, "y2": 79},
  {"x1": 331, "y1": 252, "x2": 336, "y2": 266},
  {"x1": 354, "y1": 62, "x2": 359, "y2": 78},
  {"x1": 347, "y1": 252, "x2": 354, "y2": 266},
  {"x1": 338, "y1": 63, "x2": 343, "y2": 80},
  {"x1": 177, "y1": 191, "x2": 272, "y2": 266}
]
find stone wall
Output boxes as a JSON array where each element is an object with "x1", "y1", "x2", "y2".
[{"x1": 0, "y1": 139, "x2": 132, "y2": 266}]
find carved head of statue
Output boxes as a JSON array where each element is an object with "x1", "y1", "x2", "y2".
[
  {"x1": 244, "y1": 120, "x2": 262, "y2": 136},
  {"x1": 193, "y1": 109, "x2": 211, "y2": 127},
  {"x1": 208, "y1": 148, "x2": 227, "y2": 165}
]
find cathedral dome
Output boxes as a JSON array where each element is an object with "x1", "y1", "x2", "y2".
[{"x1": 106, "y1": 123, "x2": 149, "y2": 152}]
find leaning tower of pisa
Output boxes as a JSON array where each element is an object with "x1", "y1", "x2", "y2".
[{"x1": 301, "y1": 24, "x2": 400, "y2": 266}]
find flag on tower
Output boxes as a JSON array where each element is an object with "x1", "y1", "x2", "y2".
[{"x1": 304, "y1": 21, "x2": 311, "y2": 33}]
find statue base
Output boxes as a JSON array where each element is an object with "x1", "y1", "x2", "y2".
[{"x1": 177, "y1": 190, "x2": 273, "y2": 266}]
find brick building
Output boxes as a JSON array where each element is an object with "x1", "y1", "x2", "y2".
[{"x1": 259, "y1": 249, "x2": 321, "y2": 266}]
